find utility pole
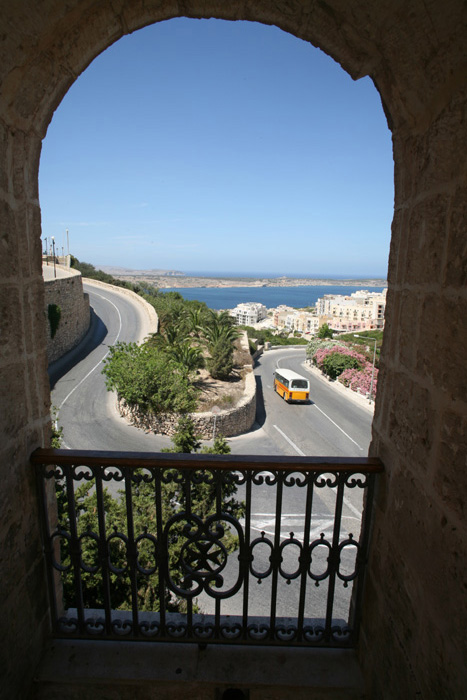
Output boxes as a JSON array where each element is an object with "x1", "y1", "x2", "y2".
[{"x1": 354, "y1": 334, "x2": 378, "y2": 402}]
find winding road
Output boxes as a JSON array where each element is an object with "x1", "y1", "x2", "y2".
[
  {"x1": 51, "y1": 281, "x2": 172, "y2": 451},
  {"x1": 50, "y1": 282, "x2": 375, "y2": 622},
  {"x1": 51, "y1": 282, "x2": 374, "y2": 458}
]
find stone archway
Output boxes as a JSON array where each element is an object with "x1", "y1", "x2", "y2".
[{"x1": 1, "y1": 2, "x2": 466, "y2": 698}]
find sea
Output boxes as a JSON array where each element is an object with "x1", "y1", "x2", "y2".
[{"x1": 160, "y1": 283, "x2": 387, "y2": 310}]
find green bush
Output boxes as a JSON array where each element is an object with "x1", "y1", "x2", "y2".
[
  {"x1": 206, "y1": 338, "x2": 234, "y2": 380},
  {"x1": 102, "y1": 342, "x2": 198, "y2": 414},
  {"x1": 321, "y1": 352, "x2": 362, "y2": 380},
  {"x1": 317, "y1": 323, "x2": 333, "y2": 339}
]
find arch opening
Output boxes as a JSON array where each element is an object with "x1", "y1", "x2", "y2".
[{"x1": 39, "y1": 18, "x2": 393, "y2": 451}]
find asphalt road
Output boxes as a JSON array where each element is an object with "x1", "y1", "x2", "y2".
[
  {"x1": 51, "y1": 282, "x2": 172, "y2": 451},
  {"x1": 51, "y1": 284, "x2": 374, "y2": 626}
]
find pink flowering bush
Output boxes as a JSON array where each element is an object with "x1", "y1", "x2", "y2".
[
  {"x1": 311, "y1": 343, "x2": 379, "y2": 398},
  {"x1": 313, "y1": 345, "x2": 367, "y2": 370},
  {"x1": 338, "y1": 366, "x2": 378, "y2": 398}
]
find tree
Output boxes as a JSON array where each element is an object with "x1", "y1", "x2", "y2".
[
  {"x1": 184, "y1": 306, "x2": 210, "y2": 339},
  {"x1": 201, "y1": 311, "x2": 239, "y2": 380},
  {"x1": 162, "y1": 415, "x2": 202, "y2": 453},
  {"x1": 206, "y1": 338, "x2": 235, "y2": 380},
  {"x1": 166, "y1": 341, "x2": 205, "y2": 373},
  {"x1": 200, "y1": 311, "x2": 237, "y2": 343},
  {"x1": 317, "y1": 323, "x2": 333, "y2": 339}
]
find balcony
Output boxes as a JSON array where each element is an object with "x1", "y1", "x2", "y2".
[{"x1": 32, "y1": 448, "x2": 383, "y2": 651}]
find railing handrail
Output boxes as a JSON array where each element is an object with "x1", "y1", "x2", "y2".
[{"x1": 31, "y1": 447, "x2": 384, "y2": 473}]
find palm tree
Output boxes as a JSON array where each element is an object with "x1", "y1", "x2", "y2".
[
  {"x1": 184, "y1": 306, "x2": 208, "y2": 340},
  {"x1": 199, "y1": 311, "x2": 240, "y2": 380},
  {"x1": 167, "y1": 341, "x2": 204, "y2": 373},
  {"x1": 201, "y1": 310, "x2": 240, "y2": 346}
]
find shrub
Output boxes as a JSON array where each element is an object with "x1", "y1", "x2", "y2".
[
  {"x1": 102, "y1": 342, "x2": 198, "y2": 414},
  {"x1": 321, "y1": 352, "x2": 362, "y2": 380},
  {"x1": 206, "y1": 339, "x2": 234, "y2": 380},
  {"x1": 339, "y1": 366, "x2": 379, "y2": 398}
]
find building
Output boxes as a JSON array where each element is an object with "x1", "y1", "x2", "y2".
[
  {"x1": 1, "y1": 3, "x2": 466, "y2": 699},
  {"x1": 272, "y1": 305, "x2": 296, "y2": 329},
  {"x1": 316, "y1": 289, "x2": 387, "y2": 331},
  {"x1": 229, "y1": 302, "x2": 268, "y2": 325}
]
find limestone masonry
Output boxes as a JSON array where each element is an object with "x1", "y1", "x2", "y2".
[
  {"x1": 1, "y1": 2, "x2": 465, "y2": 700},
  {"x1": 43, "y1": 263, "x2": 90, "y2": 365}
]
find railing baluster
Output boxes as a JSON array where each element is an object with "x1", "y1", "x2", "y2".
[
  {"x1": 95, "y1": 469, "x2": 112, "y2": 635},
  {"x1": 31, "y1": 449, "x2": 383, "y2": 649},
  {"x1": 324, "y1": 473, "x2": 345, "y2": 642},
  {"x1": 185, "y1": 469, "x2": 193, "y2": 638},
  {"x1": 242, "y1": 471, "x2": 252, "y2": 640},
  {"x1": 296, "y1": 475, "x2": 314, "y2": 640},
  {"x1": 215, "y1": 469, "x2": 222, "y2": 639},
  {"x1": 154, "y1": 467, "x2": 166, "y2": 638},
  {"x1": 65, "y1": 464, "x2": 85, "y2": 634},
  {"x1": 124, "y1": 467, "x2": 139, "y2": 635},
  {"x1": 269, "y1": 471, "x2": 283, "y2": 639}
]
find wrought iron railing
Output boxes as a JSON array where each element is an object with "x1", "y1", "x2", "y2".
[{"x1": 32, "y1": 448, "x2": 382, "y2": 647}]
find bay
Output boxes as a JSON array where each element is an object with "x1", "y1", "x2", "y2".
[{"x1": 160, "y1": 285, "x2": 386, "y2": 310}]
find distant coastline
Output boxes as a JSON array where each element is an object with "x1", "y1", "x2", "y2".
[{"x1": 98, "y1": 267, "x2": 387, "y2": 290}]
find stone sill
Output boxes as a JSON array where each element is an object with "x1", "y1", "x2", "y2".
[{"x1": 34, "y1": 639, "x2": 365, "y2": 699}]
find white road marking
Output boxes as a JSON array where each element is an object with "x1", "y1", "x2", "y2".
[
  {"x1": 275, "y1": 354, "x2": 364, "y2": 452},
  {"x1": 312, "y1": 404, "x2": 364, "y2": 451},
  {"x1": 273, "y1": 424, "x2": 306, "y2": 456},
  {"x1": 247, "y1": 514, "x2": 360, "y2": 544},
  {"x1": 58, "y1": 292, "x2": 123, "y2": 410}
]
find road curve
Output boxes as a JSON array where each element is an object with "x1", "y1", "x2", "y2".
[
  {"x1": 229, "y1": 347, "x2": 374, "y2": 457},
  {"x1": 52, "y1": 284, "x2": 374, "y2": 459},
  {"x1": 51, "y1": 281, "x2": 173, "y2": 451},
  {"x1": 50, "y1": 292, "x2": 374, "y2": 621}
]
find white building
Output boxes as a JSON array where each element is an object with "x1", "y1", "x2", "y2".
[
  {"x1": 229, "y1": 302, "x2": 268, "y2": 325},
  {"x1": 316, "y1": 289, "x2": 387, "y2": 331}
]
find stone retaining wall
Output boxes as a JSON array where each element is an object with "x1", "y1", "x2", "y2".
[
  {"x1": 119, "y1": 368, "x2": 257, "y2": 439},
  {"x1": 44, "y1": 267, "x2": 90, "y2": 365}
]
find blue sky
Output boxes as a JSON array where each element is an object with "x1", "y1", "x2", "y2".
[{"x1": 39, "y1": 18, "x2": 394, "y2": 277}]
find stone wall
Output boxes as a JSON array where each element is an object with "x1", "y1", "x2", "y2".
[
  {"x1": 119, "y1": 368, "x2": 257, "y2": 439},
  {"x1": 44, "y1": 266, "x2": 90, "y2": 364},
  {"x1": 359, "y1": 78, "x2": 467, "y2": 700}
]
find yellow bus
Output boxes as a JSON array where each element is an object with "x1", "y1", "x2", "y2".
[{"x1": 273, "y1": 369, "x2": 310, "y2": 403}]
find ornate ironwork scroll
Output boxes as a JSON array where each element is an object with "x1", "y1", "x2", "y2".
[{"x1": 32, "y1": 449, "x2": 382, "y2": 648}]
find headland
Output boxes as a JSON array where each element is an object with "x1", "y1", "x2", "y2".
[{"x1": 97, "y1": 267, "x2": 387, "y2": 289}]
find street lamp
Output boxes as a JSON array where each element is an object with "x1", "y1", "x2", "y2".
[
  {"x1": 51, "y1": 236, "x2": 56, "y2": 278},
  {"x1": 354, "y1": 334, "x2": 377, "y2": 402}
]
